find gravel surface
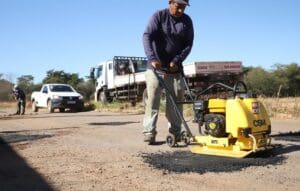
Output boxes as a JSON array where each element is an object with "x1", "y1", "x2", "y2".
[{"x1": 0, "y1": 108, "x2": 299, "y2": 191}]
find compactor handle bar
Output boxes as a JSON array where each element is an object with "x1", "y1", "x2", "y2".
[
  {"x1": 154, "y1": 68, "x2": 194, "y2": 100},
  {"x1": 233, "y1": 81, "x2": 248, "y2": 97},
  {"x1": 153, "y1": 69, "x2": 193, "y2": 137},
  {"x1": 196, "y1": 81, "x2": 248, "y2": 97}
]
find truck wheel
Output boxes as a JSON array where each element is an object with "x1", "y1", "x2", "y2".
[
  {"x1": 76, "y1": 105, "x2": 84, "y2": 112},
  {"x1": 32, "y1": 101, "x2": 39, "y2": 112},
  {"x1": 59, "y1": 108, "x2": 65, "y2": 112},
  {"x1": 47, "y1": 100, "x2": 54, "y2": 113},
  {"x1": 99, "y1": 91, "x2": 107, "y2": 103}
]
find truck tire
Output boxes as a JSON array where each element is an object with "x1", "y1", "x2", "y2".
[
  {"x1": 47, "y1": 100, "x2": 54, "y2": 113},
  {"x1": 76, "y1": 106, "x2": 83, "y2": 112},
  {"x1": 31, "y1": 101, "x2": 39, "y2": 112},
  {"x1": 59, "y1": 108, "x2": 65, "y2": 112},
  {"x1": 99, "y1": 91, "x2": 107, "y2": 103}
]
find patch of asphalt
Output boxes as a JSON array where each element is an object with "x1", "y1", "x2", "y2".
[
  {"x1": 272, "y1": 131, "x2": 300, "y2": 142},
  {"x1": 0, "y1": 132, "x2": 53, "y2": 144},
  {"x1": 139, "y1": 145, "x2": 290, "y2": 174}
]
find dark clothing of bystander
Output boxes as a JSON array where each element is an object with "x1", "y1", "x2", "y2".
[{"x1": 12, "y1": 87, "x2": 26, "y2": 115}]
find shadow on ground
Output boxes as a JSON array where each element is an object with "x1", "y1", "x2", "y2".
[
  {"x1": 140, "y1": 144, "x2": 297, "y2": 174},
  {"x1": 0, "y1": 132, "x2": 53, "y2": 144},
  {"x1": 0, "y1": 113, "x2": 113, "y2": 120},
  {"x1": 0, "y1": 137, "x2": 54, "y2": 191},
  {"x1": 272, "y1": 131, "x2": 300, "y2": 142},
  {"x1": 141, "y1": 131, "x2": 300, "y2": 174},
  {"x1": 1, "y1": 126, "x2": 79, "y2": 135},
  {"x1": 88, "y1": 121, "x2": 139, "y2": 126}
]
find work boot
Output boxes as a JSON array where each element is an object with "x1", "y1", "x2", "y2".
[{"x1": 143, "y1": 134, "x2": 156, "y2": 145}]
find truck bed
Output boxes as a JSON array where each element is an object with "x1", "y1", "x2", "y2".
[
  {"x1": 184, "y1": 61, "x2": 243, "y2": 77},
  {"x1": 112, "y1": 72, "x2": 146, "y2": 89},
  {"x1": 110, "y1": 61, "x2": 243, "y2": 89}
]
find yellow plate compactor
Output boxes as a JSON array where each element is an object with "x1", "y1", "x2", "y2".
[
  {"x1": 189, "y1": 97, "x2": 272, "y2": 158},
  {"x1": 154, "y1": 71, "x2": 272, "y2": 158}
]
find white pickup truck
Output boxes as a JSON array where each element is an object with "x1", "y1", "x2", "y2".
[{"x1": 31, "y1": 83, "x2": 84, "y2": 113}]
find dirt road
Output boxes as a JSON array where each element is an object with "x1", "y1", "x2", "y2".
[{"x1": 0, "y1": 109, "x2": 299, "y2": 191}]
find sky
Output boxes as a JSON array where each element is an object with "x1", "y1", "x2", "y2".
[{"x1": 0, "y1": 0, "x2": 299, "y2": 83}]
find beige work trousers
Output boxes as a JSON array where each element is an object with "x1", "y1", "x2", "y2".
[{"x1": 143, "y1": 69, "x2": 185, "y2": 137}]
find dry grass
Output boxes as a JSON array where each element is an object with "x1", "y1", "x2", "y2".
[
  {"x1": 95, "y1": 101, "x2": 145, "y2": 114},
  {"x1": 259, "y1": 97, "x2": 300, "y2": 119},
  {"x1": 2, "y1": 97, "x2": 300, "y2": 119},
  {"x1": 0, "y1": 101, "x2": 15, "y2": 108},
  {"x1": 0, "y1": 101, "x2": 31, "y2": 109},
  {"x1": 182, "y1": 97, "x2": 300, "y2": 120}
]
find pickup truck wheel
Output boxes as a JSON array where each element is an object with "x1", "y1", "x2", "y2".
[
  {"x1": 32, "y1": 101, "x2": 39, "y2": 112},
  {"x1": 76, "y1": 107, "x2": 83, "y2": 112},
  {"x1": 59, "y1": 108, "x2": 65, "y2": 112},
  {"x1": 47, "y1": 100, "x2": 54, "y2": 113}
]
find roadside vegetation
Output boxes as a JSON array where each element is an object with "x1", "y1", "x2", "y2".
[
  {"x1": 0, "y1": 63, "x2": 300, "y2": 119},
  {"x1": 87, "y1": 97, "x2": 300, "y2": 120},
  {"x1": 261, "y1": 97, "x2": 300, "y2": 119},
  {"x1": 1, "y1": 97, "x2": 299, "y2": 119}
]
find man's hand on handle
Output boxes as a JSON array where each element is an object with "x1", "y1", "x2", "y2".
[
  {"x1": 151, "y1": 60, "x2": 161, "y2": 70},
  {"x1": 151, "y1": 60, "x2": 178, "y2": 73},
  {"x1": 169, "y1": 62, "x2": 178, "y2": 73}
]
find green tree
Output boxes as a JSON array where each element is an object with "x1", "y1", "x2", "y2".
[
  {"x1": 0, "y1": 78, "x2": 13, "y2": 101},
  {"x1": 242, "y1": 66, "x2": 254, "y2": 76},
  {"x1": 42, "y1": 70, "x2": 84, "y2": 89},
  {"x1": 17, "y1": 75, "x2": 34, "y2": 95},
  {"x1": 31, "y1": 83, "x2": 43, "y2": 92},
  {"x1": 245, "y1": 67, "x2": 280, "y2": 96},
  {"x1": 272, "y1": 63, "x2": 300, "y2": 96},
  {"x1": 77, "y1": 80, "x2": 95, "y2": 101}
]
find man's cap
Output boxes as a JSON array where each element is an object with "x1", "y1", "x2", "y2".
[
  {"x1": 13, "y1": 84, "x2": 18, "y2": 89},
  {"x1": 172, "y1": 0, "x2": 190, "y2": 6}
]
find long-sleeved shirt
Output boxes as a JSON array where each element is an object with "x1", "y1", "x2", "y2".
[
  {"x1": 12, "y1": 88, "x2": 26, "y2": 100},
  {"x1": 143, "y1": 8, "x2": 194, "y2": 73}
]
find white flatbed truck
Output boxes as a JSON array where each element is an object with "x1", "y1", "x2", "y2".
[{"x1": 90, "y1": 56, "x2": 243, "y2": 103}]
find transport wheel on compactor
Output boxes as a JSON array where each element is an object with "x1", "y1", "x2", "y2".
[{"x1": 166, "y1": 134, "x2": 176, "y2": 147}]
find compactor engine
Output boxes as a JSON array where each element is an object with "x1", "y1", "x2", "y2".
[
  {"x1": 154, "y1": 70, "x2": 272, "y2": 158},
  {"x1": 191, "y1": 95, "x2": 271, "y2": 158}
]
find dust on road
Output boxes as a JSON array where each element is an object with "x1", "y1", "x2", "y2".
[{"x1": 0, "y1": 109, "x2": 299, "y2": 191}]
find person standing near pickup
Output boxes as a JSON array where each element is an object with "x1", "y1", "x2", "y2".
[
  {"x1": 142, "y1": 0, "x2": 194, "y2": 144},
  {"x1": 12, "y1": 84, "x2": 26, "y2": 115}
]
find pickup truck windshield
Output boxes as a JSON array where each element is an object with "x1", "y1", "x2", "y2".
[{"x1": 49, "y1": 85, "x2": 74, "y2": 92}]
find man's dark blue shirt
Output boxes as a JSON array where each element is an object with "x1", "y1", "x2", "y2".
[{"x1": 143, "y1": 8, "x2": 194, "y2": 72}]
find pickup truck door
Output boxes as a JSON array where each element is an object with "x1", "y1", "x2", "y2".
[{"x1": 41, "y1": 86, "x2": 49, "y2": 107}]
